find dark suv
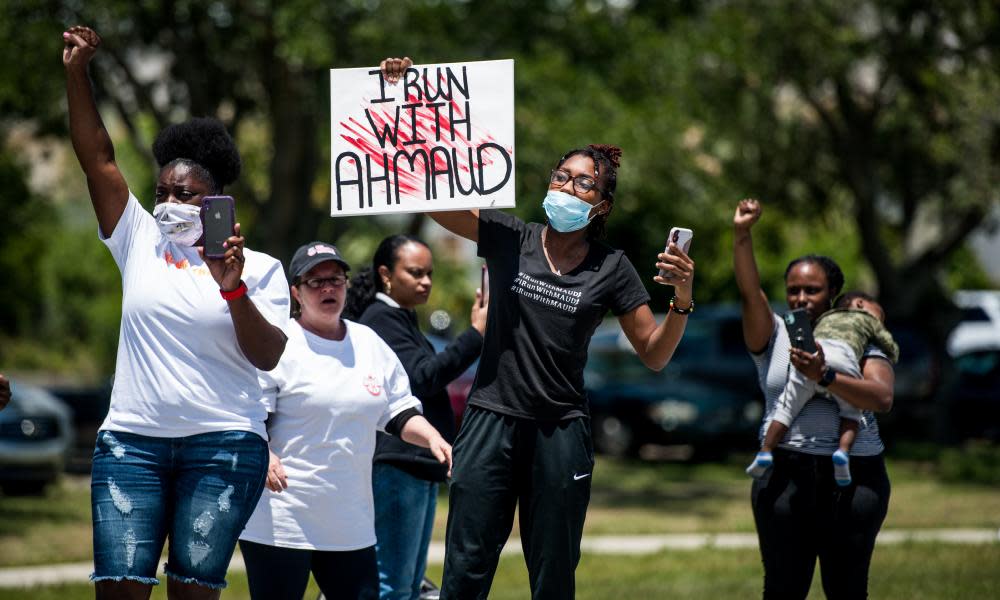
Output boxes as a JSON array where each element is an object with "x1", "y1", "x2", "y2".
[{"x1": 584, "y1": 305, "x2": 763, "y2": 459}]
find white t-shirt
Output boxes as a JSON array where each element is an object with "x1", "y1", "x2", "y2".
[
  {"x1": 240, "y1": 319, "x2": 422, "y2": 551},
  {"x1": 100, "y1": 192, "x2": 290, "y2": 439}
]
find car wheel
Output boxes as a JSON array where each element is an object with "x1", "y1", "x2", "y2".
[{"x1": 592, "y1": 415, "x2": 634, "y2": 457}]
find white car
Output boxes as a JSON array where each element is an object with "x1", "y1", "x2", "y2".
[
  {"x1": 947, "y1": 290, "x2": 1000, "y2": 356},
  {"x1": 0, "y1": 381, "x2": 74, "y2": 495}
]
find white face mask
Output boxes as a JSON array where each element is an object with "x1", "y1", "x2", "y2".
[{"x1": 153, "y1": 202, "x2": 203, "y2": 246}]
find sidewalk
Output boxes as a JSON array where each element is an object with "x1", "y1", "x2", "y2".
[{"x1": 1, "y1": 528, "x2": 997, "y2": 588}]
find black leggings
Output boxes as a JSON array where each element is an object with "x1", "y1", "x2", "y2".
[
  {"x1": 751, "y1": 449, "x2": 890, "y2": 600},
  {"x1": 441, "y1": 406, "x2": 594, "y2": 600},
  {"x1": 239, "y1": 539, "x2": 378, "y2": 600}
]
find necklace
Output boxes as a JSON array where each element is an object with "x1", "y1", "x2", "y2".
[{"x1": 542, "y1": 227, "x2": 587, "y2": 277}]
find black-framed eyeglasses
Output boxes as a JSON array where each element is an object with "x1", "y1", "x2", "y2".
[
  {"x1": 550, "y1": 169, "x2": 599, "y2": 194},
  {"x1": 300, "y1": 276, "x2": 348, "y2": 289}
]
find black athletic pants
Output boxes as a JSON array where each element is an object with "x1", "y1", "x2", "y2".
[
  {"x1": 440, "y1": 406, "x2": 594, "y2": 600},
  {"x1": 239, "y1": 539, "x2": 378, "y2": 600},
  {"x1": 751, "y1": 448, "x2": 891, "y2": 600}
]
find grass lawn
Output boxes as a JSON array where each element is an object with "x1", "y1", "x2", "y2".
[
  {"x1": 437, "y1": 452, "x2": 1000, "y2": 538},
  {"x1": 424, "y1": 542, "x2": 1000, "y2": 600},
  {"x1": 1, "y1": 542, "x2": 997, "y2": 599},
  {"x1": 2, "y1": 455, "x2": 999, "y2": 568}
]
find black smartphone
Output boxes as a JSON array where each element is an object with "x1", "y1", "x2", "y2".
[
  {"x1": 783, "y1": 308, "x2": 817, "y2": 354},
  {"x1": 480, "y1": 264, "x2": 489, "y2": 307},
  {"x1": 201, "y1": 196, "x2": 236, "y2": 259}
]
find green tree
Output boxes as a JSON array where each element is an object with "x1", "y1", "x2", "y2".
[
  {"x1": 1, "y1": 0, "x2": 997, "y2": 389},
  {"x1": 682, "y1": 0, "x2": 1000, "y2": 338}
]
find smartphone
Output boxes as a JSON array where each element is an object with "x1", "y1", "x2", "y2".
[
  {"x1": 201, "y1": 196, "x2": 236, "y2": 259},
  {"x1": 480, "y1": 264, "x2": 489, "y2": 307},
  {"x1": 783, "y1": 308, "x2": 818, "y2": 354},
  {"x1": 658, "y1": 227, "x2": 693, "y2": 278}
]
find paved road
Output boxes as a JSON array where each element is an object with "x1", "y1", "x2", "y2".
[{"x1": 1, "y1": 528, "x2": 997, "y2": 588}]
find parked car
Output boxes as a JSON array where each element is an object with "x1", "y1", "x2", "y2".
[
  {"x1": 584, "y1": 306, "x2": 763, "y2": 458},
  {"x1": 46, "y1": 380, "x2": 113, "y2": 473},
  {"x1": 951, "y1": 345, "x2": 1000, "y2": 441},
  {"x1": 875, "y1": 321, "x2": 943, "y2": 443},
  {"x1": 947, "y1": 290, "x2": 1000, "y2": 357},
  {"x1": 0, "y1": 380, "x2": 74, "y2": 495},
  {"x1": 424, "y1": 334, "x2": 480, "y2": 428},
  {"x1": 942, "y1": 291, "x2": 1000, "y2": 441}
]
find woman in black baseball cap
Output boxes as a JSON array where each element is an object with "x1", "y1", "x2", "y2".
[
  {"x1": 239, "y1": 241, "x2": 454, "y2": 600},
  {"x1": 287, "y1": 241, "x2": 353, "y2": 322}
]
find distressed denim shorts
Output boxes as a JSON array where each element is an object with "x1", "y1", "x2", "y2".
[{"x1": 90, "y1": 429, "x2": 268, "y2": 589}]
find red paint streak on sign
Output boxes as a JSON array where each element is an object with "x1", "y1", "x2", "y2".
[{"x1": 337, "y1": 72, "x2": 511, "y2": 197}]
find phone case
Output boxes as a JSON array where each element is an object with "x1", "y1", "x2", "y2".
[
  {"x1": 480, "y1": 264, "x2": 489, "y2": 307},
  {"x1": 783, "y1": 308, "x2": 818, "y2": 354},
  {"x1": 201, "y1": 196, "x2": 236, "y2": 259},
  {"x1": 659, "y1": 227, "x2": 693, "y2": 278}
]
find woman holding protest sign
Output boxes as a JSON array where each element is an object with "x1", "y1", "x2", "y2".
[
  {"x1": 64, "y1": 26, "x2": 289, "y2": 599},
  {"x1": 733, "y1": 198, "x2": 895, "y2": 599},
  {"x1": 380, "y1": 57, "x2": 696, "y2": 600},
  {"x1": 343, "y1": 234, "x2": 487, "y2": 600}
]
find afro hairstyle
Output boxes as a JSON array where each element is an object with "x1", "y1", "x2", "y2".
[{"x1": 152, "y1": 117, "x2": 241, "y2": 190}]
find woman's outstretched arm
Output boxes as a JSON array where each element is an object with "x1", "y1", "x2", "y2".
[
  {"x1": 427, "y1": 210, "x2": 480, "y2": 242},
  {"x1": 63, "y1": 26, "x2": 128, "y2": 237},
  {"x1": 378, "y1": 56, "x2": 481, "y2": 242},
  {"x1": 400, "y1": 415, "x2": 453, "y2": 476},
  {"x1": 619, "y1": 243, "x2": 695, "y2": 371},
  {"x1": 733, "y1": 198, "x2": 774, "y2": 353}
]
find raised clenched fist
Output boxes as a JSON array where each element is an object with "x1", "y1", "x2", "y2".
[{"x1": 63, "y1": 25, "x2": 102, "y2": 69}]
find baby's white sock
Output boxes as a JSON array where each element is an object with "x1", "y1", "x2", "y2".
[
  {"x1": 832, "y1": 449, "x2": 852, "y2": 486},
  {"x1": 746, "y1": 451, "x2": 773, "y2": 479}
]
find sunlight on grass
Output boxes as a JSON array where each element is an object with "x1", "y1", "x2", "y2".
[
  {"x1": 3, "y1": 456, "x2": 998, "y2": 570},
  {"x1": 2, "y1": 543, "x2": 996, "y2": 600},
  {"x1": 0, "y1": 476, "x2": 92, "y2": 567}
]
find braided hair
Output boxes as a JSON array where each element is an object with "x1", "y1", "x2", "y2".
[
  {"x1": 784, "y1": 254, "x2": 845, "y2": 307},
  {"x1": 555, "y1": 144, "x2": 622, "y2": 239},
  {"x1": 151, "y1": 117, "x2": 242, "y2": 193},
  {"x1": 343, "y1": 234, "x2": 430, "y2": 320}
]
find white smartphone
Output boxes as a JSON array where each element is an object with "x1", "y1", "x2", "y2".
[{"x1": 658, "y1": 227, "x2": 693, "y2": 279}]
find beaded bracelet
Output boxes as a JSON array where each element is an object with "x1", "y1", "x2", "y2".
[{"x1": 669, "y1": 296, "x2": 694, "y2": 315}]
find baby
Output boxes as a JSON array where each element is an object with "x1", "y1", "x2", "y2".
[{"x1": 747, "y1": 291, "x2": 899, "y2": 485}]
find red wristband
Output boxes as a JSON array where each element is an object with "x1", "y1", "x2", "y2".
[{"x1": 220, "y1": 280, "x2": 248, "y2": 301}]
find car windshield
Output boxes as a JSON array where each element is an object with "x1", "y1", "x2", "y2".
[
  {"x1": 585, "y1": 314, "x2": 748, "y2": 384},
  {"x1": 955, "y1": 350, "x2": 1000, "y2": 377},
  {"x1": 587, "y1": 350, "x2": 662, "y2": 384},
  {"x1": 960, "y1": 307, "x2": 991, "y2": 322}
]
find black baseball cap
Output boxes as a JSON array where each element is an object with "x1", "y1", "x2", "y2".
[{"x1": 289, "y1": 241, "x2": 351, "y2": 281}]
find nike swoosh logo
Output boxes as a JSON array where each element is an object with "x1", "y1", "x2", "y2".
[{"x1": 573, "y1": 473, "x2": 590, "y2": 481}]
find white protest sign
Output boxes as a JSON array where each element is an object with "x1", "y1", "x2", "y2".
[{"x1": 329, "y1": 59, "x2": 515, "y2": 216}]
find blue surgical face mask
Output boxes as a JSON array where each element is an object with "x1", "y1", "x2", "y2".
[{"x1": 542, "y1": 190, "x2": 605, "y2": 233}]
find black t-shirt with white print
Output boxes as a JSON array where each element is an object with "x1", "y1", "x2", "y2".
[{"x1": 470, "y1": 210, "x2": 650, "y2": 421}]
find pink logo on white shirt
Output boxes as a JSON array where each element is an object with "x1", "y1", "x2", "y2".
[{"x1": 363, "y1": 374, "x2": 382, "y2": 396}]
